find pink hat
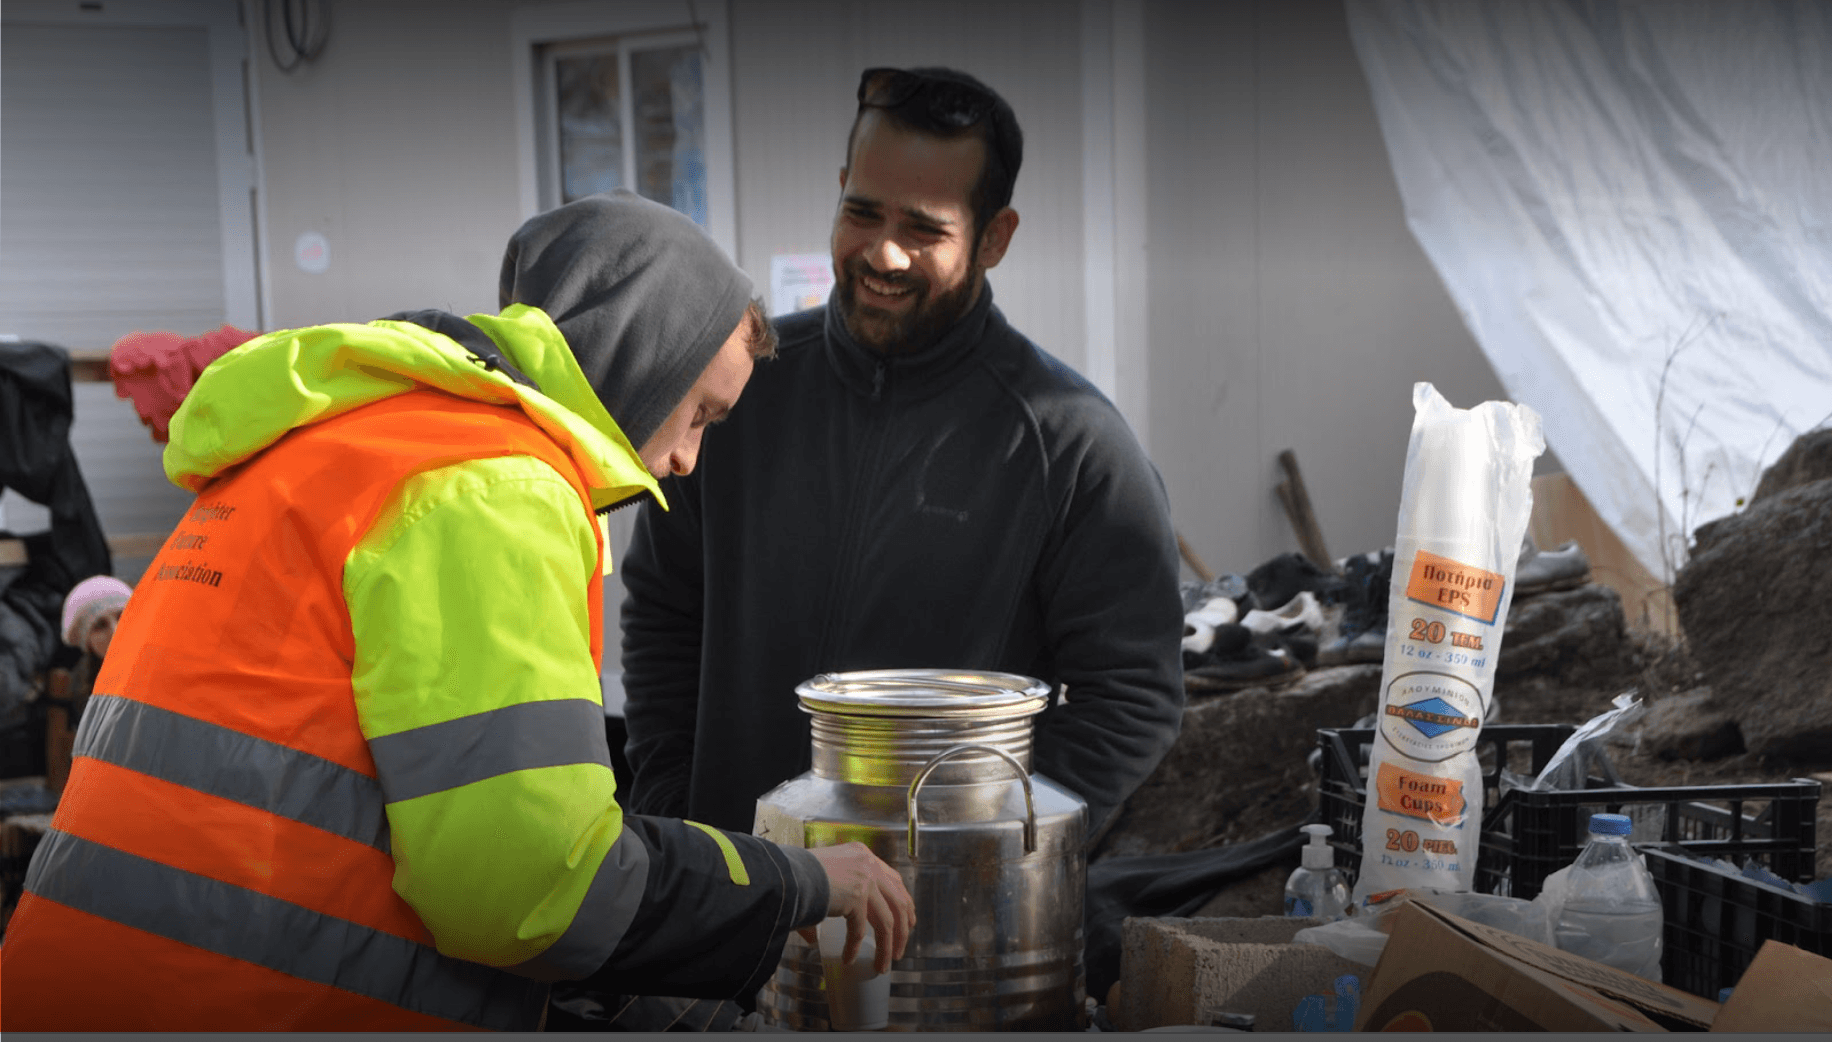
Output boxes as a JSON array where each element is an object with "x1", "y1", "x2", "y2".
[
  {"x1": 62, "y1": 575, "x2": 134, "y2": 648},
  {"x1": 109, "y1": 324, "x2": 260, "y2": 442}
]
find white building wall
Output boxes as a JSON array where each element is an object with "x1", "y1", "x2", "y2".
[{"x1": 255, "y1": 0, "x2": 526, "y2": 329}]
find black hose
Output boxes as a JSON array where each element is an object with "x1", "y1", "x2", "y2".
[
  {"x1": 265, "y1": 0, "x2": 330, "y2": 74},
  {"x1": 282, "y1": 0, "x2": 306, "y2": 58}
]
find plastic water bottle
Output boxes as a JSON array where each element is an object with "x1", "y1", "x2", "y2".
[
  {"x1": 1551, "y1": 813, "x2": 1664, "y2": 981},
  {"x1": 1285, "y1": 824, "x2": 1351, "y2": 921}
]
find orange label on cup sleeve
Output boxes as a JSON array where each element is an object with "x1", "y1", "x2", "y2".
[
  {"x1": 1378, "y1": 1010, "x2": 1434, "y2": 1032},
  {"x1": 1375, "y1": 761, "x2": 1467, "y2": 827},
  {"x1": 1404, "y1": 549, "x2": 1505, "y2": 624}
]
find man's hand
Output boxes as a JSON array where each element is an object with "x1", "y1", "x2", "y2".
[{"x1": 802, "y1": 842, "x2": 916, "y2": 975}]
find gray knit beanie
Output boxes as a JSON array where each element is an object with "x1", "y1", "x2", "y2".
[{"x1": 499, "y1": 190, "x2": 752, "y2": 451}]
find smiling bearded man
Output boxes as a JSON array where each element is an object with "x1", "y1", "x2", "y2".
[{"x1": 618, "y1": 66, "x2": 1186, "y2": 867}]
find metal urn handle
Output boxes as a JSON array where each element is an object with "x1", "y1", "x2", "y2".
[{"x1": 905, "y1": 743, "x2": 1038, "y2": 860}]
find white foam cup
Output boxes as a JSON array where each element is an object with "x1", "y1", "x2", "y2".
[{"x1": 816, "y1": 915, "x2": 889, "y2": 1031}]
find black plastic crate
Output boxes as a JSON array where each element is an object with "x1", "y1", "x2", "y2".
[
  {"x1": 1316, "y1": 724, "x2": 1577, "y2": 888},
  {"x1": 1316, "y1": 726, "x2": 1819, "y2": 899},
  {"x1": 1484, "y1": 777, "x2": 1819, "y2": 900},
  {"x1": 1645, "y1": 845, "x2": 1832, "y2": 999}
]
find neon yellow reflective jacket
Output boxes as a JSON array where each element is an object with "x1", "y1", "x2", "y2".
[{"x1": 162, "y1": 305, "x2": 823, "y2": 989}]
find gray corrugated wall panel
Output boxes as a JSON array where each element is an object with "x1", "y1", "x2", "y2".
[
  {"x1": 0, "y1": 23, "x2": 226, "y2": 349},
  {"x1": 1, "y1": 20, "x2": 231, "y2": 584},
  {"x1": 1144, "y1": 0, "x2": 1507, "y2": 579}
]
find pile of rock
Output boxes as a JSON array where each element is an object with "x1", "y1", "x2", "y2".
[{"x1": 1673, "y1": 428, "x2": 1832, "y2": 764}]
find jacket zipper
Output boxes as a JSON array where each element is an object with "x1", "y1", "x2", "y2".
[{"x1": 812, "y1": 359, "x2": 894, "y2": 673}]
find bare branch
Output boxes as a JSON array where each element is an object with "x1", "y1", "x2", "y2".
[{"x1": 1651, "y1": 312, "x2": 1720, "y2": 588}]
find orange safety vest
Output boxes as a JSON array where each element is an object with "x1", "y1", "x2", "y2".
[{"x1": 0, "y1": 389, "x2": 604, "y2": 1031}]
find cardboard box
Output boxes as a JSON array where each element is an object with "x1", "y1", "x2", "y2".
[
  {"x1": 1710, "y1": 941, "x2": 1832, "y2": 1032},
  {"x1": 1357, "y1": 900, "x2": 1720, "y2": 1031}
]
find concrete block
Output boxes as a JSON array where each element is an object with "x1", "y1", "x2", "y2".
[{"x1": 1114, "y1": 916, "x2": 1367, "y2": 1032}]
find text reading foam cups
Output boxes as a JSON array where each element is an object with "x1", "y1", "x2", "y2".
[{"x1": 1354, "y1": 383, "x2": 1543, "y2": 903}]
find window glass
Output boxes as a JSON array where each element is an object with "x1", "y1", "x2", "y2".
[
  {"x1": 546, "y1": 36, "x2": 705, "y2": 230},
  {"x1": 630, "y1": 45, "x2": 705, "y2": 225},
  {"x1": 556, "y1": 52, "x2": 623, "y2": 202}
]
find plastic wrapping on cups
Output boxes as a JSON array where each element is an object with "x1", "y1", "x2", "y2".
[{"x1": 1353, "y1": 384, "x2": 1543, "y2": 901}]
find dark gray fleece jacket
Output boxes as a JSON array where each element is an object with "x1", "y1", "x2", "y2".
[{"x1": 618, "y1": 286, "x2": 1186, "y2": 838}]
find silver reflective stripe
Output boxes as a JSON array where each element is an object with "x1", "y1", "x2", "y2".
[
  {"x1": 77, "y1": 694, "x2": 390, "y2": 853},
  {"x1": 368, "y1": 697, "x2": 611, "y2": 803},
  {"x1": 511, "y1": 822, "x2": 651, "y2": 979},
  {"x1": 24, "y1": 829, "x2": 549, "y2": 1029}
]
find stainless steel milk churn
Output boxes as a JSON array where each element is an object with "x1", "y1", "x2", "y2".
[{"x1": 753, "y1": 668, "x2": 1087, "y2": 1031}]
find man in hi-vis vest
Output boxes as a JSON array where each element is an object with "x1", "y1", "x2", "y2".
[{"x1": 0, "y1": 191, "x2": 913, "y2": 1031}]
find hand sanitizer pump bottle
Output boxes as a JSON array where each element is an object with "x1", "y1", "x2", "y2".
[{"x1": 1285, "y1": 824, "x2": 1352, "y2": 921}]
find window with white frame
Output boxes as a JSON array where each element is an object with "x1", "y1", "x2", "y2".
[
  {"x1": 512, "y1": 1, "x2": 736, "y2": 258},
  {"x1": 538, "y1": 33, "x2": 707, "y2": 223}
]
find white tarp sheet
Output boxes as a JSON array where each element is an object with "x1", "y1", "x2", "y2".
[{"x1": 1345, "y1": 0, "x2": 1832, "y2": 582}]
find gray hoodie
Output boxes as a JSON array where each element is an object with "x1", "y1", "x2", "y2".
[{"x1": 499, "y1": 190, "x2": 751, "y2": 451}]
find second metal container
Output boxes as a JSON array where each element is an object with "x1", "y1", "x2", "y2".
[{"x1": 753, "y1": 668, "x2": 1087, "y2": 1031}]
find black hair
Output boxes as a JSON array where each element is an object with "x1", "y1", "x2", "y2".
[{"x1": 846, "y1": 66, "x2": 1024, "y2": 244}]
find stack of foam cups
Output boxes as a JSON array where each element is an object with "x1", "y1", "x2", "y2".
[{"x1": 1353, "y1": 383, "x2": 1543, "y2": 902}]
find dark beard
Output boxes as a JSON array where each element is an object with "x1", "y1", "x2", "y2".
[{"x1": 835, "y1": 260, "x2": 981, "y2": 356}]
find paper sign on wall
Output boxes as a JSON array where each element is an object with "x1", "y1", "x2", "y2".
[{"x1": 770, "y1": 253, "x2": 833, "y2": 317}]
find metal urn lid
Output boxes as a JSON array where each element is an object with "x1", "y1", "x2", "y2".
[{"x1": 796, "y1": 667, "x2": 1051, "y2": 719}]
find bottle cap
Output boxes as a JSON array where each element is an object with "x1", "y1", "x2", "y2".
[
  {"x1": 1301, "y1": 823, "x2": 1335, "y2": 869},
  {"x1": 1588, "y1": 812, "x2": 1632, "y2": 836}
]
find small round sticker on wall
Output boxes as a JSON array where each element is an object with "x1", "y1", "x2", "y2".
[{"x1": 294, "y1": 231, "x2": 330, "y2": 274}]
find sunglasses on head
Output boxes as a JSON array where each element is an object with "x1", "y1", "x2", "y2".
[{"x1": 856, "y1": 67, "x2": 996, "y2": 129}]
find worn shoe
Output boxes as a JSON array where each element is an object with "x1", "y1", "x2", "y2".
[
  {"x1": 1186, "y1": 646, "x2": 1304, "y2": 693},
  {"x1": 1184, "y1": 618, "x2": 1245, "y2": 671},
  {"x1": 1180, "y1": 594, "x2": 1241, "y2": 660},
  {"x1": 1515, "y1": 536, "x2": 1591, "y2": 596},
  {"x1": 1316, "y1": 548, "x2": 1393, "y2": 666},
  {"x1": 1188, "y1": 596, "x2": 1239, "y2": 629},
  {"x1": 1318, "y1": 623, "x2": 1386, "y2": 666},
  {"x1": 1246, "y1": 552, "x2": 1348, "y2": 615},
  {"x1": 1180, "y1": 573, "x2": 1251, "y2": 614},
  {"x1": 1241, "y1": 590, "x2": 1323, "y2": 637},
  {"x1": 1238, "y1": 590, "x2": 1326, "y2": 668},
  {"x1": 1184, "y1": 622, "x2": 1304, "y2": 692},
  {"x1": 1182, "y1": 619, "x2": 1215, "y2": 658},
  {"x1": 1255, "y1": 623, "x2": 1321, "y2": 669}
]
